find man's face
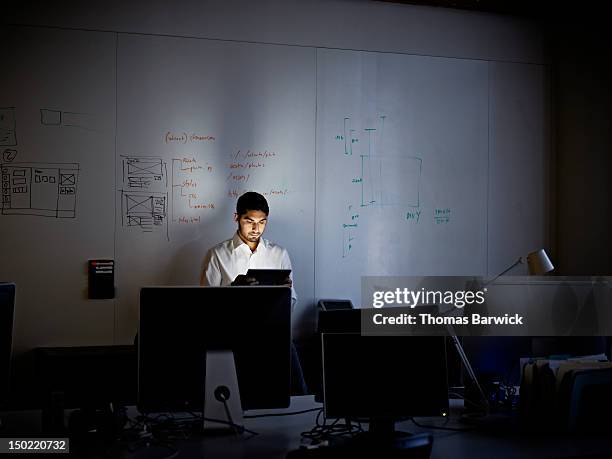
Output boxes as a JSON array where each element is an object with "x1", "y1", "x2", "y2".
[{"x1": 236, "y1": 210, "x2": 268, "y2": 244}]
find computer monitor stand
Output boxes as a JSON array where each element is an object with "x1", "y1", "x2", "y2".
[
  {"x1": 203, "y1": 350, "x2": 244, "y2": 434},
  {"x1": 350, "y1": 417, "x2": 430, "y2": 448},
  {"x1": 287, "y1": 419, "x2": 433, "y2": 458}
]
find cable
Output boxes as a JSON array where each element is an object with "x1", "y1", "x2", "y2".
[
  {"x1": 299, "y1": 409, "x2": 364, "y2": 444},
  {"x1": 187, "y1": 410, "x2": 259, "y2": 436},
  {"x1": 448, "y1": 391, "x2": 488, "y2": 412},
  {"x1": 244, "y1": 407, "x2": 321, "y2": 419},
  {"x1": 136, "y1": 410, "x2": 259, "y2": 437},
  {"x1": 202, "y1": 415, "x2": 259, "y2": 436},
  {"x1": 218, "y1": 394, "x2": 239, "y2": 435},
  {"x1": 411, "y1": 417, "x2": 474, "y2": 433},
  {"x1": 110, "y1": 427, "x2": 181, "y2": 459}
]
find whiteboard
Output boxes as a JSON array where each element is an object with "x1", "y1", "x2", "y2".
[
  {"x1": 0, "y1": 27, "x2": 116, "y2": 354},
  {"x1": 115, "y1": 35, "x2": 316, "y2": 342},
  {"x1": 315, "y1": 49, "x2": 489, "y2": 305},
  {"x1": 0, "y1": 26, "x2": 549, "y2": 355}
]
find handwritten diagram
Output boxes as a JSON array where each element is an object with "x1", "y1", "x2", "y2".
[
  {"x1": 344, "y1": 116, "x2": 422, "y2": 208},
  {"x1": 164, "y1": 131, "x2": 215, "y2": 145},
  {"x1": 336, "y1": 115, "x2": 424, "y2": 257},
  {"x1": 118, "y1": 136, "x2": 287, "y2": 239},
  {"x1": 118, "y1": 154, "x2": 216, "y2": 237},
  {"x1": 339, "y1": 117, "x2": 357, "y2": 155},
  {"x1": 120, "y1": 191, "x2": 168, "y2": 236},
  {"x1": 1, "y1": 162, "x2": 79, "y2": 218},
  {"x1": 360, "y1": 154, "x2": 422, "y2": 208},
  {"x1": 121, "y1": 156, "x2": 167, "y2": 190},
  {"x1": 2, "y1": 150, "x2": 17, "y2": 162},
  {"x1": 0, "y1": 108, "x2": 17, "y2": 147},
  {"x1": 119, "y1": 156, "x2": 169, "y2": 238},
  {"x1": 342, "y1": 205, "x2": 359, "y2": 258},
  {"x1": 225, "y1": 149, "x2": 288, "y2": 200},
  {"x1": 40, "y1": 108, "x2": 97, "y2": 131},
  {"x1": 434, "y1": 208, "x2": 451, "y2": 224},
  {"x1": 171, "y1": 157, "x2": 214, "y2": 223},
  {"x1": 40, "y1": 109, "x2": 61, "y2": 126},
  {"x1": 1, "y1": 108, "x2": 19, "y2": 165}
]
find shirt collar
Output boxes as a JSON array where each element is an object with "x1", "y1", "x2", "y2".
[{"x1": 232, "y1": 231, "x2": 266, "y2": 253}]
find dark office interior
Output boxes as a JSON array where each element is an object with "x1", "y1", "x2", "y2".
[{"x1": 2, "y1": 1, "x2": 612, "y2": 458}]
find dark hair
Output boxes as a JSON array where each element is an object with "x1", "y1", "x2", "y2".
[{"x1": 236, "y1": 191, "x2": 269, "y2": 216}]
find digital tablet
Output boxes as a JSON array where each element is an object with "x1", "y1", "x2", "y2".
[{"x1": 245, "y1": 269, "x2": 291, "y2": 286}]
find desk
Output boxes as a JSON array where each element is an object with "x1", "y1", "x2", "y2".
[
  {"x1": 2, "y1": 396, "x2": 612, "y2": 458},
  {"x1": 154, "y1": 397, "x2": 612, "y2": 459}
]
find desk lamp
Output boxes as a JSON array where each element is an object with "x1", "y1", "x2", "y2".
[
  {"x1": 458, "y1": 249, "x2": 555, "y2": 415},
  {"x1": 486, "y1": 248, "x2": 554, "y2": 286}
]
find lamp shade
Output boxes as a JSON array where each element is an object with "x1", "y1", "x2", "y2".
[{"x1": 526, "y1": 249, "x2": 554, "y2": 275}]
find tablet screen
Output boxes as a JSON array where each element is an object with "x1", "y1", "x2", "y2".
[{"x1": 245, "y1": 269, "x2": 291, "y2": 285}]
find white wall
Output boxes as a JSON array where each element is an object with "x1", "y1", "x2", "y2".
[
  {"x1": 552, "y1": 14, "x2": 612, "y2": 276},
  {"x1": 6, "y1": 0, "x2": 544, "y2": 63}
]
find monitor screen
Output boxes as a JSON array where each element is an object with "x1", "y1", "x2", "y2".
[
  {"x1": 322, "y1": 334, "x2": 449, "y2": 420},
  {"x1": 138, "y1": 286, "x2": 291, "y2": 413},
  {"x1": 0, "y1": 283, "x2": 15, "y2": 406}
]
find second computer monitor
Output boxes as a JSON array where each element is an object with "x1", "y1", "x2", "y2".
[{"x1": 322, "y1": 334, "x2": 449, "y2": 421}]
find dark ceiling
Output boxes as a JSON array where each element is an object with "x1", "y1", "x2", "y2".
[{"x1": 377, "y1": 0, "x2": 592, "y2": 22}]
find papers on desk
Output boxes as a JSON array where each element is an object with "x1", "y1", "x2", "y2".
[{"x1": 519, "y1": 354, "x2": 612, "y2": 432}]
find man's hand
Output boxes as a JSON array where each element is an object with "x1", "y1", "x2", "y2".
[
  {"x1": 283, "y1": 276, "x2": 293, "y2": 287},
  {"x1": 231, "y1": 275, "x2": 259, "y2": 286}
]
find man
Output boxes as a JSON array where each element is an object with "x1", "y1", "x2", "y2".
[{"x1": 201, "y1": 191, "x2": 306, "y2": 393}]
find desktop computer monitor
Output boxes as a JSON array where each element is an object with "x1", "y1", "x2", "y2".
[
  {"x1": 138, "y1": 286, "x2": 291, "y2": 414},
  {"x1": 0, "y1": 283, "x2": 15, "y2": 407},
  {"x1": 322, "y1": 333, "x2": 449, "y2": 432}
]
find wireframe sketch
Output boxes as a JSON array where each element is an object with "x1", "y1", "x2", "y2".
[
  {"x1": 360, "y1": 154, "x2": 422, "y2": 207},
  {"x1": 337, "y1": 116, "x2": 422, "y2": 259},
  {"x1": 121, "y1": 190, "x2": 169, "y2": 239},
  {"x1": 40, "y1": 108, "x2": 97, "y2": 131},
  {"x1": 347, "y1": 116, "x2": 422, "y2": 208},
  {"x1": 122, "y1": 156, "x2": 167, "y2": 190},
  {"x1": 1, "y1": 162, "x2": 79, "y2": 218},
  {"x1": 40, "y1": 109, "x2": 62, "y2": 126},
  {"x1": 63, "y1": 111, "x2": 96, "y2": 131},
  {"x1": 0, "y1": 108, "x2": 17, "y2": 146}
]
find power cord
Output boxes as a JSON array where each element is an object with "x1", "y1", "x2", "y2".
[
  {"x1": 244, "y1": 407, "x2": 321, "y2": 419},
  {"x1": 300, "y1": 409, "x2": 364, "y2": 445},
  {"x1": 214, "y1": 385, "x2": 242, "y2": 435},
  {"x1": 411, "y1": 417, "x2": 474, "y2": 433}
]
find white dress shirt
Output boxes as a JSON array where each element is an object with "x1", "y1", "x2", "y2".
[{"x1": 201, "y1": 232, "x2": 297, "y2": 305}]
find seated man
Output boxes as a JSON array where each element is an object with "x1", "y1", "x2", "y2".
[{"x1": 201, "y1": 191, "x2": 307, "y2": 395}]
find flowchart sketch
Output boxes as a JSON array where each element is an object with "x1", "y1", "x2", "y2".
[
  {"x1": 361, "y1": 155, "x2": 422, "y2": 207},
  {"x1": 0, "y1": 108, "x2": 17, "y2": 146},
  {"x1": 121, "y1": 191, "x2": 168, "y2": 238},
  {"x1": 1, "y1": 162, "x2": 79, "y2": 218},
  {"x1": 122, "y1": 156, "x2": 167, "y2": 190}
]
